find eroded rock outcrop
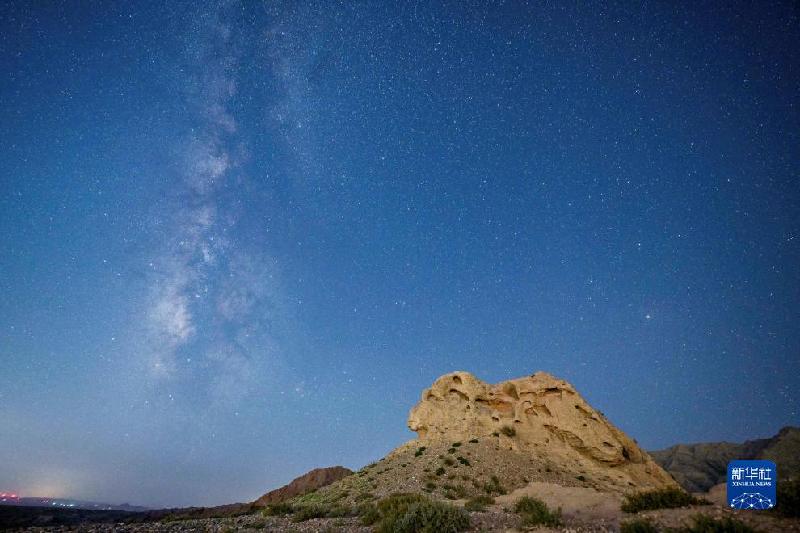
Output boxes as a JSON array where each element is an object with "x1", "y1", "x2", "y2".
[{"x1": 408, "y1": 371, "x2": 676, "y2": 491}]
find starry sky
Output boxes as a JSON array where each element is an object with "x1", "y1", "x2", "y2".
[{"x1": 1, "y1": 0, "x2": 798, "y2": 509}]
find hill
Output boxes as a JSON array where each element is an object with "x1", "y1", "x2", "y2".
[
  {"x1": 307, "y1": 371, "x2": 676, "y2": 508},
  {"x1": 650, "y1": 426, "x2": 800, "y2": 492}
]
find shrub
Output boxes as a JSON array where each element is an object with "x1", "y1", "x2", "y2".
[
  {"x1": 376, "y1": 493, "x2": 426, "y2": 515},
  {"x1": 435, "y1": 467, "x2": 446, "y2": 476},
  {"x1": 483, "y1": 475, "x2": 506, "y2": 496},
  {"x1": 261, "y1": 502, "x2": 293, "y2": 516},
  {"x1": 500, "y1": 426, "x2": 516, "y2": 437},
  {"x1": 464, "y1": 495, "x2": 494, "y2": 512},
  {"x1": 359, "y1": 502, "x2": 381, "y2": 525},
  {"x1": 576, "y1": 475, "x2": 586, "y2": 482},
  {"x1": 394, "y1": 500, "x2": 469, "y2": 532},
  {"x1": 514, "y1": 496, "x2": 562, "y2": 527},
  {"x1": 291, "y1": 503, "x2": 351, "y2": 522},
  {"x1": 448, "y1": 447, "x2": 457, "y2": 454},
  {"x1": 685, "y1": 514, "x2": 755, "y2": 533},
  {"x1": 622, "y1": 487, "x2": 706, "y2": 513},
  {"x1": 443, "y1": 457, "x2": 455, "y2": 466},
  {"x1": 469, "y1": 438, "x2": 479, "y2": 443},
  {"x1": 368, "y1": 493, "x2": 469, "y2": 533},
  {"x1": 775, "y1": 477, "x2": 800, "y2": 517},
  {"x1": 291, "y1": 504, "x2": 327, "y2": 522},
  {"x1": 391, "y1": 500, "x2": 468, "y2": 532},
  {"x1": 621, "y1": 518, "x2": 658, "y2": 533},
  {"x1": 452, "y1": 442, "x2": 462, "y2": 448},
  {"x1": 415, "y1": 446, "x2": 427, "y2": 457},
  {"x1": 457, "y1": 456, "x2": 471, "y2": 466}
]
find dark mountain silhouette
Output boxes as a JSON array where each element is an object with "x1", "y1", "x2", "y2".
[{"x1": 650, "y1": 426, "x2": 800, "y2": 492}]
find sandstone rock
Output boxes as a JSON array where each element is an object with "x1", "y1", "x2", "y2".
[
  {"x1": 254, "y1": 466, "x2": 353, "y2": 506},
  {"x1": 408, "y1": 370, "x2": 676, "y2": 492}
]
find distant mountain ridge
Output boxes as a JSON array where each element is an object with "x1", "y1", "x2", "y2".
[{"x1": 649, "y1": 426, "x2": 800, "y2": 493}]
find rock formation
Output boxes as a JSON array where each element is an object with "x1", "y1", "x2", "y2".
[
  {"x1": 254, "y1": 466, "x2": 352, "y2": 506},
  {"x1": 408, "y1": 371, "x2": 676, "y2": 491}
]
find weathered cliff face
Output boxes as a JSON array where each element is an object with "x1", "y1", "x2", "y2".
[{"x1": 408, "y1": 371, "x2": 677, "y2": 491}]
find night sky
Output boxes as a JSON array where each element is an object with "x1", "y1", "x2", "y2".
[{"x1": 1, "y1": 0, "x2": 798, "y2": 508}]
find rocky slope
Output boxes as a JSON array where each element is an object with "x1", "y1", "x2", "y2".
[
  {"x1": 305, "y1": 371, "x2": 675, "y2": 510},
  {"x1": 650, "y1": 425, "x2": 800, "y2": 492},
  {"x1": 254, "y1": 466, "x2": 352, "y2": 506}
]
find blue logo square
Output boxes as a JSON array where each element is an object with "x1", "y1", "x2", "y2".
[{"x1": 727, "y1": 460, "x2": 777, "y2": 510}]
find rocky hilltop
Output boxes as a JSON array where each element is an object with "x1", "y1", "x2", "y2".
[
  {"x1": 254, "y1": 466, "x2": 352, "y2": 506},
  {"x1": 651, "y1": 425, "x2": 800, "y2": 492},
  {"x1": 407, "y1": 371, "x2": 676, "y2": 493}
]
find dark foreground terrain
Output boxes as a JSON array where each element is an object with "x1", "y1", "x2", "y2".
[{"x1": 0, "y1": 503, "x2": 255, "y2": 531}]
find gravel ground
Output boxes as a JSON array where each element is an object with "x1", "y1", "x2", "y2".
[
  {"x1": 14, "y1": 514, "x2": 372, "y2": 533},
  {"x1": 12, "y1": 505, "x2": 800, "y2": 533}
]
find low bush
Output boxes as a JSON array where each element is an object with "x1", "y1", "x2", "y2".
[
  {"x1": 366, "y1": 493, "x2": 469, "y2": 533},
  {"x1": 514, "y1": 496, "x2": 562, "y2": 527},
  {"x1": 469, "y1": 438, "x2": 479, "y2": 443},
  {"x1": 435, "y1": 467, "x2": 446, "y2": 476},
  {"x1": 441, "y1": 484, "x2": 468, "y2": 499},
  {"x1": 775, "y1": 477, "x2": 800, "y2": 517},
  {"x1": 393, "y1": 500, "x2": 470, "y2": 532},
  {"x1": 620, "y1": 518, "x2": 658, "y2": 533},
  {"x1": 482, "y1": 475, "x2": 506, "y2": 496},
  {"x1": 291, "y1": 504, "x2": 327, "y2": 522},
  {"x1": 622, "y1": 487, "x2": 706, "y2": 513},
  {"x1": 291, "y1": 502, "x2": 351, "y2": 522},
  {"x1": 358, "y1": 502, "x2": 381, "y2": 525},
  {"x1": 261, "y1": 502, "x2": 293, "y2": 516},
  {"x1": 457, "y1": 456, "x2": 471, "y2": 466},
  {"x1": 500, "y1": 425, "x2": 516, "y2": 437},
  {"x1": 685, "y1": 514, "x2": 755, "y2": 533},
  {"x1": 464, "y1": 495, "x2": 494, "y2": 512},
  {"x1": 375, "y1": 495, "x2": 470, "y2": 533}
]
